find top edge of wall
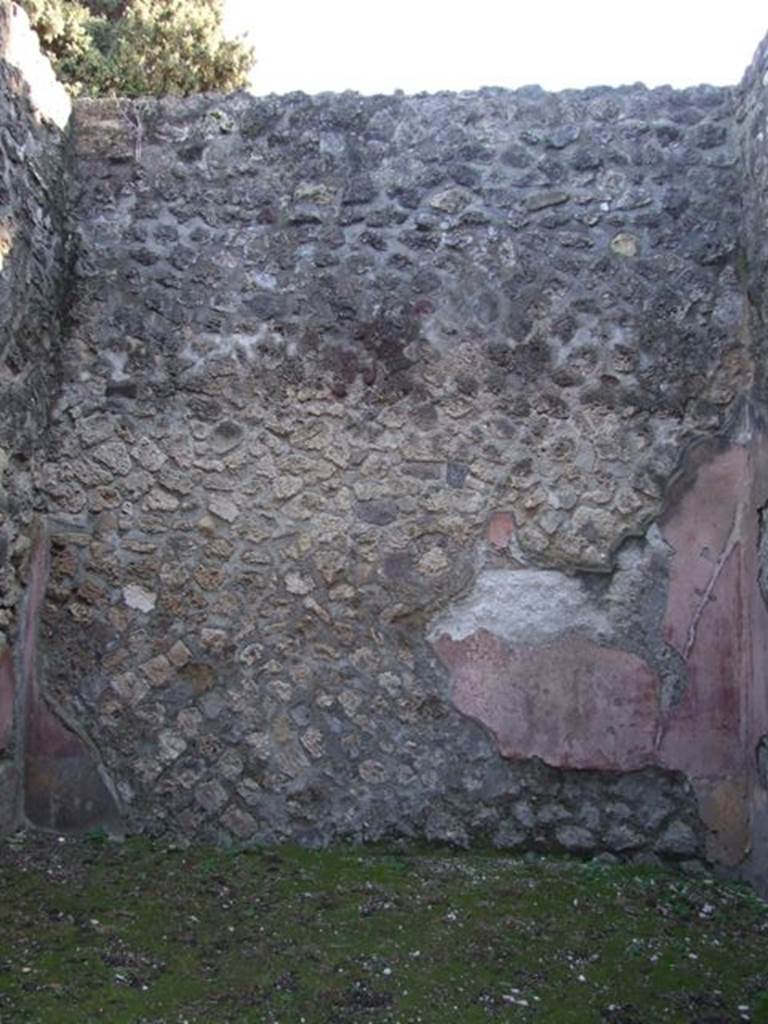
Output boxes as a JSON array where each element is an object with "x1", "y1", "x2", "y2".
[
  {"x1": 0, "y1": 0, "x2": 70, "y2": 129},
  {"x1": 70, "y1": 79, "x2": 736, "y2": 113},
  {"x1": 1, "y1": 0, "x2": 765, "y2": 126}
]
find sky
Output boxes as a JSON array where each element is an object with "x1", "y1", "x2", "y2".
[{"x1": 223, "y1": 0, "x2": 768, "y2": 97}]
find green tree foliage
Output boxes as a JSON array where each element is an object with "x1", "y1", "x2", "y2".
[{"x1": 18, "y1": 0, "x2": 254, "y2": 97}]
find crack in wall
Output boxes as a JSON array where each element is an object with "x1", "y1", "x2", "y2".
[{"x1": 681, "y1": 501, "x2": 745, "y2": 663}]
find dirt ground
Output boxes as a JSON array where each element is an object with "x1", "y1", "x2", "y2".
[{"x1": 0, "y1": 831, "x2": 766, "y2": 1023}]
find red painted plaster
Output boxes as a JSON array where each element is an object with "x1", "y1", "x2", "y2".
[
  {"x1": 25, "y1": 699, "x2": 119, "y2": 831},
  {"x1": 433, "y1": 433, "x2": 768, "y2": 876},
  {"x1": 659, "y1": 546, "x2": 745, "y2": 777},
  {"x1": 433, "y1": 630, "x2": 659, "y2": 771},
  {"x1": 0, "y1": 649, "x2": 14, "y2": 753},
  {"x1": 20, "y1": 529, "x2": 48, "y2": 706},
  {"x1": 26, "y1": 700, "x2": 83, "y2": 760},
  {"x1": 658, "y1": 436, "x2": 768, "y2": 868},
  {"x1": 660, "y1": 445, "x2": 749, "y2": 659},
  {"x1": 15, "y1": 526, "x2": 121, "y2": 832},
  {"x1": 657, "y1": 441, "x2": 768, "y2": 784}
]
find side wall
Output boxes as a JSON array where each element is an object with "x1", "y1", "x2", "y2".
[
  {"x1": 735, "y1": 32, "x2": 768, "y2": 892},
  {"x1": 0, "y1": 1, "x2": 69, "y2": 832},
  {"x1": 738, "y1": 32, "x2": 768, "y2": 348}
]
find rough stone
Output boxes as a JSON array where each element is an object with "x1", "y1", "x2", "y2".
[
  {"x1": 222, "y1": 806, "x2": 257, "y2": 840},
  {"x1": 526, "y1": 190, "x2": 570, "y2": 211},
  {"x1": 123, "y1": 585, "x2": 157, "y2": 613},
  {"x1": 145, "y1": 488, "x2": 180, "y2": 512},
  {"x1": 610, "y1": 232, "x2": 638, "y2": 257},
  {"x1": 141, "y1": 656, "x2": 174, "y2": 687},
  {"x1": 603, "y1": 824, "x2": 644, "y2": 851},
  {"x1": 425, "y1": 811, "x2": 469, "y2": 848},
  {"x1": 195, "y1": 780, "x2": 229, "y2": 815},
  {"x1": 493, "y1": 821, "x2": 528, "y2": 849},
  {"x1": 655, "y1": 821, "x2": 700, "y2": 858},
  {"x1": 167, "y1": 640, "x2": 192, "y2": 667},
  {"x1": 273, "y1": 476, "x2": 303, "y2": 500},
  {"x1": 3, "y1": 5, "x2": 768, "y2": 894},
  {"x1": 92, "y1": 442, "x2": 132, "y2": 476},
  {"x1": 158, "y1": 730, "x2": 187, "y2": 763},
  {"x1": 208, "y1": 496, "x2": 240, "y2": 523},
  {"x1": 555, "y1": 826, "x2": 596, "y2": 853},
  {"x1": 285, "y1": 573, "x2": 314, "y2": 596}
]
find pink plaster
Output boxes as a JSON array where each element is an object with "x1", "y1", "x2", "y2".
[
  {"x1": 20, "y1": 529, "x2": 48, "y2": 705},
  {"x1": 658, "y1": 440, "x2": 768, "y2": 782},
  {"x1": 433, "y1": 631, "x2": 659, "y2": 771},
  {"x1": 0, "y1": 649, "x2": 14, "y2": 752},
  {"x1": 25, "y1": 696, "x2": 119, "y2": 831},
  {"x1": 658, "y1": 436, "x2": 768, "y2": 870},
  {"x1": 26, "y1": 699, "x2": 83, "y2": 760},
  {"x1": 660, "y1": 445, "x2": 749, "y2": 656},
  {"x1": 433, "y1": 434, "x2": 768, "y2": 876},
  {"x1": 13, "y1": 526, "x2": 120, "y2": 832},
  {"x1": 659, "y1": 546, "x2": 745, "y2": 777}
]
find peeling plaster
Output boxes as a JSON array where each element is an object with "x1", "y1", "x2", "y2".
[
  {"x1": 15, "y1": 526, "x2": 122, "y2": 834},
  {"x1": 431, "y1": 429, "x2": 768, "y2": 883},
  {"x1": 428, "y1": 569, "x2": 612, "y2": 648}
]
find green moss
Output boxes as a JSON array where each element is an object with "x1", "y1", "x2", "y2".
[{"x1": 0, "y1": 835, "x2": 765, "y2": 1023}]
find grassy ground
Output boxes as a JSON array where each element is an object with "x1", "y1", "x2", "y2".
[{"x1": 0, "y1": 832, "x2": 766, "y2": 1024}]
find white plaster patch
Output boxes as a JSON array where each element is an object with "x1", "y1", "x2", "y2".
[
  {"x1": 428, "y1": 569, "x2": 611, "y2": 645},
  {"x1": 178, "y1": 325, "x2": 295, "y2": 373}
]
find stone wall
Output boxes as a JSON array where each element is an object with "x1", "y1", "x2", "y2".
[
  {"x1": 738, "y1": 33, "x2": 768, "y2": 342},
  {"x1": 735, "y1": 33, "x2": 768, "y2": 892},
  {"x1": 3, "y1": 3, "x2": 768, "y2": 890},
  {"x1": 0, "y1": 1, "x2": 70, "y2": 833}
]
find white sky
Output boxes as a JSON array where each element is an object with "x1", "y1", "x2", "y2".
[{"x1": 223, "y1": 0, "x2": 768, "y2": 96}]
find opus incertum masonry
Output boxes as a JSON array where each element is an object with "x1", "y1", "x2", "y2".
[{"x1": 2, "y1": 0, "x2": 768, "y2": 893}]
